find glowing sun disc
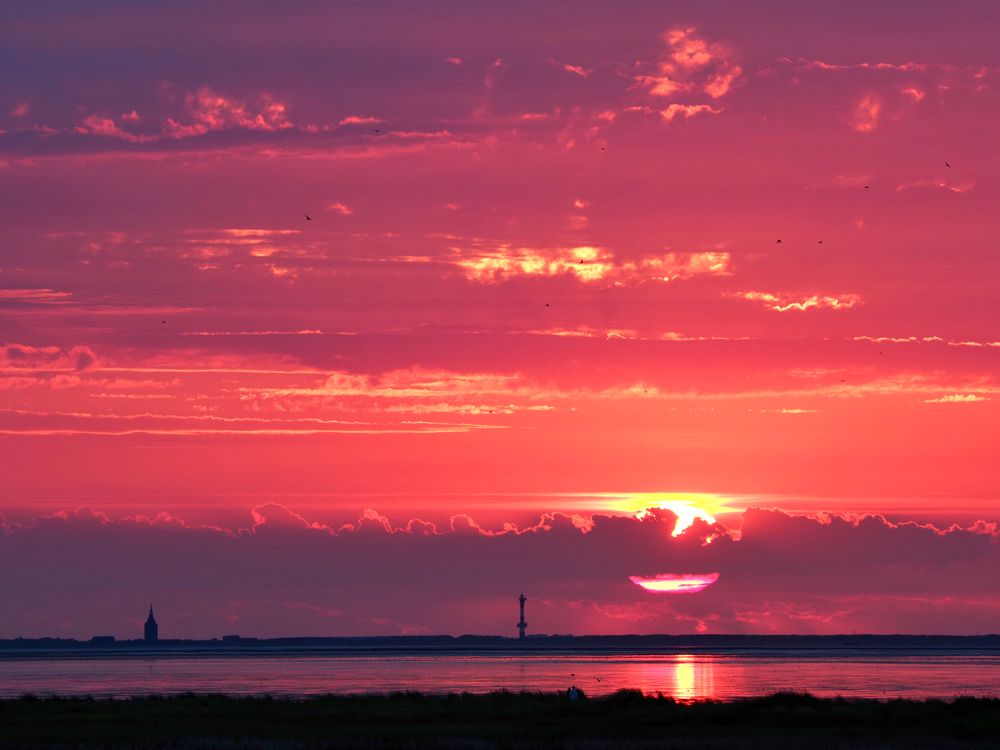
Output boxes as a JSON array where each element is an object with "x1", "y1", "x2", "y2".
[{"x1": 629, "y1": 572, "x2": 720, "y2": 594}]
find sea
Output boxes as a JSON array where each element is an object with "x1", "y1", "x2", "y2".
[{"x1": 1, "y1": 636, "x2": 997, "y2": 700}]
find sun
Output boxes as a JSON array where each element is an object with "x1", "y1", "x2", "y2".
[{"x1": 624, "y1": 493, "x2": 728, "y2": 536}]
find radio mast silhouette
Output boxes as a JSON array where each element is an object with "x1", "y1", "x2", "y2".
[{"x1": 517, "y1": 593, "x2": 528, "y2": 639}]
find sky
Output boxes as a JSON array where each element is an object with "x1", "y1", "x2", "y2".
[{"x1": 1, "y1": 0, "x2": 999, "y2": 639}]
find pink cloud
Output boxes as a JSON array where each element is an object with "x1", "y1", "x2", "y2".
[
  {"x1": 0, "y1": 343, "x2": 97, "y2": 372},
  {"x1": 74, "y1": 114, "x2": 154, "y2": 143},
  {"x1": 338, "y1": 115, "x2": 382, "y2": 126},
  {"x1": 896, "y1": 178, "x2": 974, "y2": 194},
  {"x1": 660, "y1": 103, "x2": 722, "y2": 122},
  {"x1": 326, "y1": 202, "x2": 354, "y2": 215},
  {"x1": 484, "y1": 57, "x2": 507, "y2": 91},
  {"x1": 850, "y1": 93, "x2": 882, "y2": 133},
  {"x1": 0, "y1": 288, "x2": 72, "y2": 304},
  {"x1": 165, "y1": 88, "x2": 292, "y2": 138},
  {"x1": 637, "y1": 28, "x2": 741, "y2": 102}
]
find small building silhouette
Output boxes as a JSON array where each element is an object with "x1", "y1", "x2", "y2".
[{"x1": 144, "y1": 605, "x2": 158, "y2": 642}]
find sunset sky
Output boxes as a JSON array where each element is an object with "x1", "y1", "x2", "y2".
[{"x1": 1, "y1": 1, "x2": 999, "y2": 639}]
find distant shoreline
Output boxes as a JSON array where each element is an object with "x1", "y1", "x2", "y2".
[
  {"x1": 0, "y1": 634, "x2": 1000, "y2": 652},
  {"x1": 2, "y1": 633, "x2": 999, "y2": 660}
]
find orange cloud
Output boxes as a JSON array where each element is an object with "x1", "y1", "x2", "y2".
[{"x1": 454, "y1": 246, "x2": 730, "y2": 285}]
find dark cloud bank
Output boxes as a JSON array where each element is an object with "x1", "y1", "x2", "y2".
[{"x1": 1, "y1": 505, "x2": 997, "y2": 638}]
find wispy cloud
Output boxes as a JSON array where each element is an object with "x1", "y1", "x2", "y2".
[{"x1": 735, "y1": 291, "x2": 861, "y2": 312}]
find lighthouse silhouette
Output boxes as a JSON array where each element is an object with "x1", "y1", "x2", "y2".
[{"x1": 517, "y1": 593, "x2": 527, "y2": 639}]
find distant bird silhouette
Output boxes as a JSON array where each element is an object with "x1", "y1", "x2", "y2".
[
  {"x1": 305, "y1": 214, "x2": 313, "y2": 221},
  {"x1": 839, "y1": 378, "x2": 847, "y2": 383},
  {"x1": 545, "y1": 303, "x2": 550, "y2": 307},
  {"x1": 817, "y1": 240, "x2": 823, "y2": 244},
  {"x1": 864, "y1": 185, "x2": 870, "y2": 189},
  {"x1": 776, "y1": 239, "x2": 782, "y2": 244},
  {"x1": 161, "y1": 320, "x2": 166, "y2": 324},
  {"x1": 373, "y1": 128, "x2": 380, "y2": 133},
  {"x1": 946, "y1": 162, "x2": 952, "y2": 168},
  {"x1": 594, "y1": 677, "x2": 602, "y2": 683}
]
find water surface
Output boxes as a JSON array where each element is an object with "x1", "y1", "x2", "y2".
[{"x1": 1, "y1": 651, "x2": 997, "y2": 700}]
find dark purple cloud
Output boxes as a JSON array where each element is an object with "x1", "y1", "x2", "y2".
[{"x1": 1, "y1": 505, "x2": 997, "y2": 638}]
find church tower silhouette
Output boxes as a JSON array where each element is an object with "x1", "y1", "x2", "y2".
[{"x1": 144, "y1": 605, "x2": 158, "y2": 642}]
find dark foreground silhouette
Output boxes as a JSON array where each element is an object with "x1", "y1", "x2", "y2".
[{"x1": 2, "y1": 691, "x2": 1000, "y2": 749}]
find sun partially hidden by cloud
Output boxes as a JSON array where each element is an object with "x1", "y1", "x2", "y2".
[
  {"x1": 629, "y1": 572, "x2": 720, "y2": 594},
  {"x1": 623, "y1": 493, "x2": 727, "y2": 536}
]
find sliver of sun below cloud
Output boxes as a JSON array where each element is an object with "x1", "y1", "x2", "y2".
[{"x1": 629, "y1": 573, "x2": 721, "y2": 593}]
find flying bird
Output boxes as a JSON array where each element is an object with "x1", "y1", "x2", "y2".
[
  {"x1": 946, "y1": 162, "x2": 952, "y2": 168},
  {"x1": 305, "y1": 214, "x2": 312, "y2": 221},
  {"x1": 545, "y1": 303, "x2": 551, "y2": 307},
  {"x1": 864, "y1": 185, "x2": 870, "y2": 189},
  {"x1": 776, "y1": 239, "x2": 782, "y2": 244},
  {"x1": 817, "y1": 240, "x2": 824, "y2": 244}
]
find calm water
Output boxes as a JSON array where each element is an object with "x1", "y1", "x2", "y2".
[{"x1": 1, "y1": 652, "x2": 998, "y2": 700}]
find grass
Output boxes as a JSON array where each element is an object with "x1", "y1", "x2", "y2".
[{"x1": 1, "y1": 691, "x2": 999, "y2": 748}]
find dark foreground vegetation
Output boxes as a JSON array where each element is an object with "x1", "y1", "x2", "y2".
[{"x1": 2, "y1": 691, "x2": 999, "y2": 749}]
